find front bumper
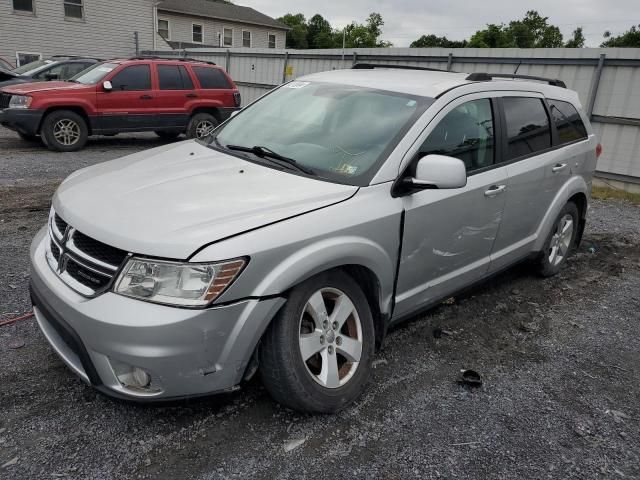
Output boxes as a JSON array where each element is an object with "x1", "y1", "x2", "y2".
[
  {"x1": 29, "y1": 227, "x2": 285, "y2": 401},
  {"x1": 0, "y1": 108, "x2": 44, "y2": 135}
]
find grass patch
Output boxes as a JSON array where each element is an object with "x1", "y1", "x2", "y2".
[{"x1": 591, "y1": 186, "x2": 640, "y2": 205}]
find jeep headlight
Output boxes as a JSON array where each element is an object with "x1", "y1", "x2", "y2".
[
  {"x1": 114, "y1": 257, "x2": 246, "y2": 307},
  {"x1": 8, "y1": 95, "x2": 32, "y2": 109}
]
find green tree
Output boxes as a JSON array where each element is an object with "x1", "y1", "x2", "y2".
[
  {"x1": 601, "y1": 25, "x2": 640, "y2": 47},
  {"x1": 307, "y1": 14, "x2": 334, "y2": 48},
  {"x1": 564, "y1": 27, "x2": 585, "y2": 48},
  {"x1": 410, "y1": 34, "x2": 467, "y2": 48},
  {"x1": 277, "y1": 13, "x2": 309, "y2": 49},
  {"x1": 467, "y1": 11, "x2": 565, "y2": 48},
  {"x1": 342, "y1": 12, "x2": 392, "y2": 48}
]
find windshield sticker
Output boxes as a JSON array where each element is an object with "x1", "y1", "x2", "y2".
[
  {"x1": 97, "y1": 67, "x2": 114, "y2": 72},
  {"x1": 44, "y1": 60, "x2": 54, "y2": 64},
  {"x1": 287, "y1": 81, "x2": 310, "y2": 89},
  {"x1": 333, "y1": 163, "x2": 359, "y2": 175},
  {"x1": 406, "y1": 100, "x2": 417, "y2": 107}
]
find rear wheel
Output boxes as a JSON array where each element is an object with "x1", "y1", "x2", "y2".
[
  {"x1": 260, "y1": 271, "x2": 375, "y2": 413},
  {"x1": 535, "y1": 202, "x2": 579, "y2": 277},
  {"x1": 186, "y1": 113, "x2": 218, "y2": 140},
  {"x1": 40, "y1": 110, "x2": 88, "y2": 152},
  {"x1": 154, "y1": 130, "x2": 181, "y2": 140}
]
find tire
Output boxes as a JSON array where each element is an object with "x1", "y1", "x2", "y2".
[
  {"x1": 40, "y1": 110, "x2": 88, "y2": 152},
  {"x1": 154, "y1": 130, "x2": 181, "y2": 140},
  {"x1": 17, "y1": 132, "x2": 39, "y2": 142},
  {"x1": 186, "y1": 113, "x2": 218, "y2": 140},
  {"x1": 535, "y1": 201, "x2": 580, "y2": 277},
  {"x1": 259, "y1": 271, "x2": 375, "y2": 413}
]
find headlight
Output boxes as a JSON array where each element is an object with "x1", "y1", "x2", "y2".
[
  {"x1": 113, "y1": 257, "x2": 246, "y2": 307},
  {"x1": 8, "y1": 95, "x2": 32, "y2": 109}
]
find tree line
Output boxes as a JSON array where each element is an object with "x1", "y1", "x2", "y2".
[{"x1": 276, "y1": 11, "x2": 640, "y2": 49}]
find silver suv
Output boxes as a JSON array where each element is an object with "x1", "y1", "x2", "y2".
[{"x1": 30, "y1": 65, "x2": 599, "y2": 412}]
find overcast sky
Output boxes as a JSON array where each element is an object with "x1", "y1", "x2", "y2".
[{"x1": 239, "y1": 0, "x2": 639, "y2": 47}]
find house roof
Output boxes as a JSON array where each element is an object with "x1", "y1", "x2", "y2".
[{"x1": 157, "y1": 0, "x2": 290, "y2": 31}]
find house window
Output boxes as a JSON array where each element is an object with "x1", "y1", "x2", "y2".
[
  {"x1": 158, "y1": 19, "x2": 170, "y2": 40},
  {"x1": 192, "y1": 24, "x2": 203, "y2": 43},
  {"x1": 223, "y1": 28, "x2": 233, "y2": 47},
  {"x1": 242, "y1": 30, "x2": 251, "y2": 48},
  {"x1": 13, "y1": 0, "x2": 34, "y2": 12},
  {"x1": 64, "y1": 0, "x2": 83, "y2": 19},
  {"x1": 268, "y1": 33, "x2": 276, "y2": 49},
  {"x1": 16, "y1": 52, "x2": 41, "y2": 67}
]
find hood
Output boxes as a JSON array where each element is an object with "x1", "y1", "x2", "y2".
[
  {"x1": 2, "y1": 80, "x2": 89, "y2": 94},
  {"x1": 54, "y1": 141, "x2": 358, "y2": 259}
]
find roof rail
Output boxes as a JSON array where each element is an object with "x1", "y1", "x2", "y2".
[
  {"x1": 353, "y1": 63, "x2": 452, "y2": 73},
  {"x1": 466, "y1": 72, "x2": 566, "y2": 88},
  {"x1": 128, "y1": 56, "x2": 216, "y2": 66}
]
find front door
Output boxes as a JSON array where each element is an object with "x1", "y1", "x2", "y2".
[
  {"x1": 96, "y1": 63, "x2": 156, "y2": 132},
  {"x1": 394, "y1": 96, "x2": 507, "y2": 318}
]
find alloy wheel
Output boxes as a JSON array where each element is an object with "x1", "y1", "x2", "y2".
[
  {"x1": 53, "y1": 119, "x2": 81, "y2": 146},
  {"x1": 548, "y1": 213, "x2": 574, "y2": 266},
  {"x1": 298, "y1": 288, "x2": 363, "y2": 389},
  {"x1": 195, "y1": 120, "x2": 216, "y2": 138}
]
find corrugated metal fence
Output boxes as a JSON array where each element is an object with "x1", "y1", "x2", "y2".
[{"x1": 142, "y1": 47, "x2": 640, "y2": 187}]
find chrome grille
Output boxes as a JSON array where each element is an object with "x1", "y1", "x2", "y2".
[{"x1": 46, "y1": 210, "x2": 129, "y2": 297}]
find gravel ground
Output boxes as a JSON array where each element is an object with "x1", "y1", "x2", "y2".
[{"x1": 1, "y1": 127, "x2": 639, "y2": 479}]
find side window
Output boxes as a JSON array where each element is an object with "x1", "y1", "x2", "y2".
[
  {"x1": 32, "y1": 63, "x2": 65, "y2": 80},
  {"x1": 62, "y1": 62, "x2": 93, "y2": 79},
  {"x1": 178, "y1": 66, "x2": 194, "y2": 90},
  {"x1": 158, "y1": 65, "x2": 182, "y2": 90},
  {"x1": 548, "y1": 99, "x2": 588, "y2": 144},
  {"x1": 157, "y1": 65, "x2": 194, "y2": 90},
  {"x1": 503, "y1": 97, "x2": 551, "y2": 160},
  {"x1": 419, "y1": 98, "x2": 495, "y2": 172},
  {"x1": 109, "y1": 65, "x2": 151, "y2": 91},
  {"x1": 192, "y1": 66, "x2": 230, "y2": 89}
]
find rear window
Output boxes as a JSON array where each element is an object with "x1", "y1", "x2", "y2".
[
  {"x1": 193, "y1": 66, "x2": 231, "y2": 89},
  {"x1": 158, "y1": 64, "x2": 193, "y2": 90},
  {"x1": 548, "y1": 99, "x2": 588, "y2": 144},
  {"x1": 503, "y1": 97, "x2": 551, "y2": 160}
]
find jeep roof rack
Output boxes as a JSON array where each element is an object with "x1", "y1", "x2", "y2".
[
  {"x1": 353, "y1": 63, "x2": 452, "y2": 73},
  {"x1": 465, "y1": 72, "x2": 566, "y2": 88},
  {"x1": 128, "y1": 56, "x2": 216, "y2": 66}
]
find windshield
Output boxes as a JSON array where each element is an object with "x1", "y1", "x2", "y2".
[
  {"x1": 13, "y1": 59, "x2": 53, "y2": 75},
  {"x1": 70, "y1": 62, "x2": 118, "y2": 85},
  {"x1": 212, "y1": 81, "x2": 429, "y2": 185}
]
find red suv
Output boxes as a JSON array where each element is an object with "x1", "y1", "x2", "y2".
[{"x1": 0, "y1": 57, "x2": 240, "y2": 151}]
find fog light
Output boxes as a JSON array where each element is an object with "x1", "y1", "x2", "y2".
[{"x1": 110, "y1": 359, "x2": 160, "y2": 392}]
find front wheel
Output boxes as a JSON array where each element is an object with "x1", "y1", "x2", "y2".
[
  {"x1": 186, "y1": 113, "x2": 218, "y2": 140},
  {"x1": 40, "y1": 110, "x2": 88, "y2": 152},
  {"x1": 259, "y1": 271, "x2": 375, "y2": 413},
  {"x1": 535, "y1": 201, "x2": 579, "y2": 277}
]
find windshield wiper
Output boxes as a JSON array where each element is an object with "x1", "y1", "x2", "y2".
[{"x1": 225, "y1": 144, "x2": 315, "y2": 175}]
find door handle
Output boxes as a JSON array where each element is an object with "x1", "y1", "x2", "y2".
[
  {"x1": 185, "y1": 93, "x2": 198, "y2": 98},
  {"x1": 139, "y1": 94, "x2": 153, "y2": 100},
  {"x1": 484, "y1": 184, "x2": 506, "y2": 197},
  {"x1": 552, "y1": 163, "x2": 567, "y2": 173}
]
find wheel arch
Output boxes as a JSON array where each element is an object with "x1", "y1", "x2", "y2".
[
  {"x1": 40, "y1": 106, "x2": 92, "y2": 135},
  {"x1": 189, "y1": 106, "x2": 222, "y2": 122}
]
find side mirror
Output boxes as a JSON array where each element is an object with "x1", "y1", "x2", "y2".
[
  {"x1": 408, "y1": 154, "x2": 467, "y2": 190},
  {"x1": 102, "y1": 80, "x2": 113, "y2": 91},
  {"x1": 230, "y1": 110, "x2": 239, "y2": 118}
]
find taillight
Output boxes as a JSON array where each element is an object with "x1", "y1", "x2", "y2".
[
  {"x1": 233, "y1": 92, "x2": 241, "y2": 107},
  {"x1": 596, "y1": 143, "x2": 603, "y2": 158}
]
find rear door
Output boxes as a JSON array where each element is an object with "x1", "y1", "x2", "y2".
[
  {"x1": 96, "y1": 63, "x2": 156, "y2": 131},
  {"x1": 489, "y1": 94, "x2": 561, "y2": 272},
  {"x1": 394, "y1": 94, "x2": 508, "y2": 318},
  {"x1": 153, "y1": 63, "x2": 196, "y2": 129}
]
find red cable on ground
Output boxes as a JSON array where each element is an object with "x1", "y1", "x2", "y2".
[{"x1": 0, "y1": 311, "x2": 34, "y2": 327}]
